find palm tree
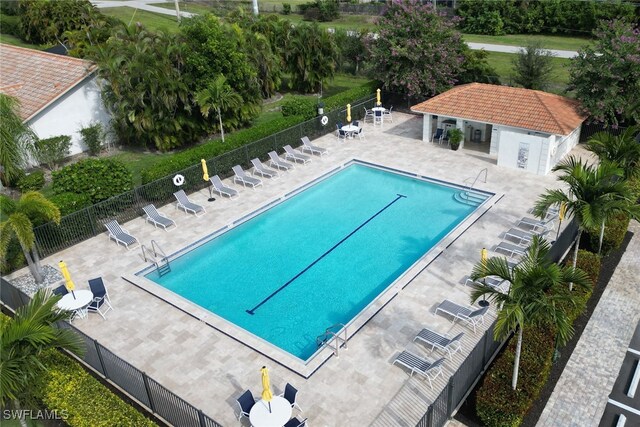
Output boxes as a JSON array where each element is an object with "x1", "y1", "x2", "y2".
[
  {"x1": 195, "y1": 75, "x2": 243, "y2": 143},
  {"x1": 1, "y1": 288, "x2": 84, "y2": 406},
  {"x1": 533, "y1": 156, "x2": 639, "y2": 265},
  {"x1": 0, "y1": 192, "x2": 61, "y2": 284},
  {"x1": 0, "y1": 94, "x2": 37, "y2": 187},
  {"x1": 586, "y1": 126, "x2": 640, "y2": 179},
  {"x1": 470, "y1": 236, "x2": 591, "y2": 390}
]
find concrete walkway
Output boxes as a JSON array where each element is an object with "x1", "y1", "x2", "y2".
[
  {"x1": 537, "y1": 220, "x2": 640, "y2": 427},
  {"x1": 467, "y1": 42, "x2": 578, "y2": 58}
]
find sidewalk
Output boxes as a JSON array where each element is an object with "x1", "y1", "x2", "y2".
[{"x1": 537, "y1": 220, "x2": 640, "y2": 426}]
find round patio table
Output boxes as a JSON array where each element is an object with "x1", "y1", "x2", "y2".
[
  {"x1": 249, "y1": 396, "x2": 292, "y2": 427},
  {"x1": 341, "y1": 124, "x2": 360, "y2": 139},
  {"x1": 57, "y1": 289, "x2": 93, "y2": 320}
]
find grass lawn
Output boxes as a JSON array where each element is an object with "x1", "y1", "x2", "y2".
[
  {"x1": 486, "y1": 51, "x2": 572, "y2": 93},
  {"x1": 462, "y1": 33, "x2": 591, "y2": 51},
  {"x1": 264, "y1": 12, "x2": 376, "y2": 31},
  {"x1": 0, "y1": 33, "x2": 47, "y2": 49},
  {"x1": 106, "y1": 150, "x2": 172, "y2": 185},
  {"x1": 100, "y1": 7, "x2": 180, "y2": 33},
  {"x1": 149, "y1": 1, "x2": 218, "y2": 15}
]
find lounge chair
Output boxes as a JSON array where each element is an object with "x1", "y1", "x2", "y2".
[
  {"x1": 52, "y1": 284, "x2": 68, "y2": 296},
  {"x1": 173, "y1": 190, "x2": 205, "y2": 217},
  {"x1": 300, "y1": 136, "x2": 328, "y2": 156},
  {"x1": 284, "y1": 145, "x2": 311, "y2": 164},
  {"x1": 505, "y1": 227, "x2": 550, "y2": 245},
  {"x1": 495, "y1": 241, "x2": 527, "y2": 258},
  {"x1": 142, "y1": 204, "x2": 176, "y2": 231},
  {"x1": 232, "y1": 165, "x2": 263, "y2": 188},
  {"x1": 251, "y1": 158, "x2": 279, "y2": 179},
  {"x1": 209, "y1": 175, "x2": 239, "y2": 198},
  {"x1": 235, "y1": 390, "x2": 256, "y2": 421},
  {"x1": 414, "y1": 328, "x2": 464, "y2": 359},
  {"x1": 465, "y1": 276, "x2": 510, "y2": 293},
  {"x1": 436, "y1": 299, "x2": 488, "y2": 333},
  {"x1": 392, "y1": 350, "x2": 445, "y2": 389},
  {"x1": 104, "y1": 220, "x2": 139, "y2": 250},
  {"x1": 268, "y1": 151, "x2": 295, "y2": 171},
  {"x1": 383, "y1": 105, "x2": 393, "y2": 122},
  {"x1": 517, "y1": 216, "x2": 555, "y2": 232},
  {"x1": 87, "y1": 277, "x2": 114, "y2": 320},
  {"x1": 284, "y1": 418, "x2": 307, "y2": 427},
  {"x1": 279, "y1": 383, "x2": 303, "y2": 412}
]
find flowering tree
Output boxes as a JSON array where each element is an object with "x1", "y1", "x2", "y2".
[
  {"x1": 569, "y1": 19, "x2": 640, "y2": 128},
  {"x1": 368, "y1": 0, "x2": 465, "y2": 98}
]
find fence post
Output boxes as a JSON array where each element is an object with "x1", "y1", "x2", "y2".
[
  {"x1": 446, "y1": 377, "x2": 455, "y2": 416},
  {"x1": 482, "y1": 328, "x2": 489, "y2": 367},
  {"x1": 95, "y1": 341, "x2": 109, "y2": 379},
  {"x1": 142, "y1": 372, "x2": 157, "y2": 413},
  {"x1": 426, "y1": 405, "x2": 434, "y2": 426},
  {"x1": 87, "y1": 207, "x2": 98, "y2": 236},
  {"x1": 197, "y1": 409, "x2": 206, "y2": 427}
]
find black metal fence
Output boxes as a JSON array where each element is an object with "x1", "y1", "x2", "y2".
[
  {"x1": 579, "y1": 122, "x2": 628, "y2": 143},
  {"x1": 32, "y1": 96, "x2": 377, "y2": 258},
  {"x1": 0, "y1": 277, "x2": 223, "y2": 427},
  {"x1": 415, "y1": 218, "x2": 579, "y2": 427}
]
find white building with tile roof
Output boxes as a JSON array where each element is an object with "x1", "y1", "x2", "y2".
[{"x1": 0, "y1": 43, "x2": 111, "y2": 157}]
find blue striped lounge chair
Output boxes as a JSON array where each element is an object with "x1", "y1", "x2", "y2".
[
  {"x1": 104, "y1": 220, "x2": 139, "y2": 250},
  {"x1": 393, "y1": 350, "x2": 445, "y2": 389}
]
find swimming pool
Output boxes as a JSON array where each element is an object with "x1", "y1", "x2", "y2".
[{"x1": 141, "y1": 163, "x2": 489, "y2": 361}]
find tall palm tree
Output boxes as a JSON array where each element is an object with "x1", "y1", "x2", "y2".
[
  {"x1": 533, "y1": 156, "x2": 639, "y2": 264},
  {"x1": 0, "y1": 192, "x2": 61, "y2": 284},
  {"x1": 1, "y1": 288, "x2": 84, "y2": 406},
  {"x1": 586, "y1": 126, "x2": 640, "y2": 179},
  {"x1": 470, "y1": 236, "x2": 591, "y2": 390},
  {"x1": 195, "y1": 75, "x2": 243, "y2": 143},
  {"x1": 0, "y1": 94, "x2": 37, "y2": 187}
]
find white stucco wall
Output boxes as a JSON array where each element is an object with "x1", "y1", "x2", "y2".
[
  {"x1": 496, "y1": 126, "x2": 552, "y2": 175},
  {"x1": 27, "y1": 75, "x2": 111, "y2": 157}
]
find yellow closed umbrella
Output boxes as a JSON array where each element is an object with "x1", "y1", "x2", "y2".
[
  {"x1": 261, "y1": 366, "x2": 273, "y2": 412},
  {"x1": 346, "y1": 104, "x2": 351, "y2": 123},
  {"x1": 556, "y1": 201, "x2": 567, "y2": 239},
  {"x1": 201, "y1": 159, "x2": 209, "y2": 181},
  {"x1": 480, "y1": 247, "x2": 488, "y2": 265},
  {"x1": 58, "y1": 260, "x2": 76, "y2": 298},
  {"x1": 376, "y1": 89, "x2": 381, "y2": 106}
]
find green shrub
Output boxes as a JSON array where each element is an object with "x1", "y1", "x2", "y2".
[
  {"x1": 35, "y1": 135, "x2": 72, "y2": 170},
  {"x1": 476, "y1": 326, "x2": 555, "y2": 427},
  {"x1": 575, "y1": 249, "x2": 601, "y2": 285},
  {"x1": 5, "y1": 168, "x2": 26, "y2": 188},
  {"x1": 48, "y1": 192, "x2": 92, "y2": 216},
  {"x1": 587, "y1": 212, "x2": 630, "y2": 255},
  {"x1": 33, "y1": 350, "x2": 156, "y2": 427},
  {"x1": 281, "y1": 97, "x2": 317, "y2": 119},
  {"x1": 282, "y1": 3, "x2": 291, "y2": 14},
  {"x1": 0, "y1": 13, "x2": 21, "y2": 36},
  {"x1": 79, "y1": 122, "x2": 104, "y2": 156},
  {"x1": 322, "y1": 82, "x2": 377, "y2": 112},
  {"x1": 17, "y1": 170, "x2": 45, "y2": 192},
  {"x1": 627, "y1": 176, "x2": 640, "y2": 203},
  {"x1": 52, "y1": 158, "x2": 133, "y2": 204},
  {"x1": 298, "y1": 0, "x2": 339, "y2": 21},
  {"x1": 1, "y1": 239, "x2": 25, "y2": 275}
]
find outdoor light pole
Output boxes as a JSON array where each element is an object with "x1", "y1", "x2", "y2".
[{"x1": 252, "y1": 0, "x2": 259, "y2": 15}]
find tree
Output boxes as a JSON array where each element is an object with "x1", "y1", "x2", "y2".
[
  {"x1": 457, "y1": 47, "x2": 500, "y2": 85},
  {"x1": 1, "y1": 288, "x2": 84, "y2": 406},
  {"x1": 195, "y1": 75, "x2": 243, "y2": 143},
  {"x1": 512, "y1": 42, "x2": 555, "y2": 90},
  {"x1": 0, "y1": 192, "x2": 61, "y2": 284},
  {"x1": 368, "y1": 0, "x2": 465, "y2": 98},
  {"x1": 586, "y1": 126, "x2": 640, "y2": 179},
  {"x1": 284, "y1": 22, "x2": 338, "y2": 93},
  {"x1": 569, "y1": 19, "x2": 640, "y2": 128},
  {"x1": 533, "y1": 157, "x2": 639, "y2": 265},
  {"x1": 470, "y1": 236, "x2": 591, "y2": 390},
  {"x1": 0, "y1": 94, "x2": 36, "y2": 187}
]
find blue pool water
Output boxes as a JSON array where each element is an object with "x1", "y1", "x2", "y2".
[{"x1": 144, "y1": 164, "x2": 487, "y2": 360}]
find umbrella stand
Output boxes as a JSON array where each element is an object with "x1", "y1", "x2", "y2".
[
  {"x1": 71, "y1": 290, "x2": 76, "y2": 299},
  {"x1": 268, "y1": 401, "x2": 271, "y2": 413}
]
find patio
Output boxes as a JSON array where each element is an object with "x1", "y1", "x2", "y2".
[{"x1": 8, "y1": 112, "x2": 571, "y2": 426}]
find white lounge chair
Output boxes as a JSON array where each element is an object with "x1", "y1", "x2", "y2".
[
  {"x1": 495, "y1": 241, "x2": 527, "y2": 258},
  {"x1": 250, "y1": 158, "x2": 279, "y2": 179},
  {"x1": 232, "y1": 165, "x2": 263, "y2": 188},
  {"x1": 268, "y1": 151, "x2": 294, "y2": 171},
  {"x1": 300, "y1": 136, "x2": 328, "y2": 156},
  {"x1": 505, "y1": 227, "x2": 550, "y2": 245},
  {"x1": 104, "y1": 220, "x2": 139, "y2": 250},
  {"x1": 173, "y1": 190, "x2": 205, "y2": 216},
  {"x1": 283, "y1": 145, "x2": 311, "y2": 164},
  {"x1": 392, "y1": 351, "x2": 445, "y2": 389},
  {"x1": 209, "y1": 175, "x2": 239, "y2": 198},
  {"x1": 142, "y1": 204, "x2": 176, "y2": 231},
  {"x1": 465, "y1": 276, "x2": 510, "y2": 293},
  {"x1": 414, "y1": 328, "x2": 464, "y2": 359},
  {"x1": 517, "y1": 216, "x2": 555, "y2": 232},
  {"x1": 436, "y1": 299, "x2": 488, "y2": 333}
]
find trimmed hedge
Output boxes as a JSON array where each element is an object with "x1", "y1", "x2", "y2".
[
  {"x1": 627, "y1": 176, "x2": 640, "y2": 203},
  {"x1": 281, "y1": 97, "x2": 317, "y2": 119},
  {"x1": 17, "y1": 170, "x2": 45, "y2": 192},
  {"x1": 34, "y1": 350, "x2": 156, "y2": 427},
  {"x1": 48, "y1": 192, "x2": 92, "y2": 216},
  {"x1": 52, "y1": 158, "x2": 133, "y2": 204},
  {"x1": 323, "y1": 82, "x2": 378, "y2": 113},
  {"x1": 587, "y1": 212, "x2": 630, "y2": 255},
  {"x1": 476, "y1": 326, "x2": 555, "y2": 427}
]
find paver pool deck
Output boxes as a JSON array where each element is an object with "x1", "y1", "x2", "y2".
[{"x1": 9, "y1": 113, "x2": 582, "y2": 426}]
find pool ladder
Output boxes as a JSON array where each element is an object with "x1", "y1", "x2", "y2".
[
  {"x1": 316, "y1": 323, "x2": 348, "y2": 357},
  {"x1": 457, "y1": 168, "x2": 488, "y2": 206},
  {"x1": 141, "y1": 240, "x2": 171, "y2": 276}
]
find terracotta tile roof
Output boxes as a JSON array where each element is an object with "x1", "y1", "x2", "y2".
[
  {"x1": 411, "y1": 83, "x2": 586, "y2": 135},
  {"x1": 0, "y1": 44, "x2": 96, "y2": 121}
]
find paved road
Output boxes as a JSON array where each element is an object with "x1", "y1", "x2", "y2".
[{"x1": 90, "y1": 1, "x2": 579, "y2": 58}]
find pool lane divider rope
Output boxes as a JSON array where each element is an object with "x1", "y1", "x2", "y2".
[{"x1": 246, "y1": 193, "x2": 407, "y2": 315}]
